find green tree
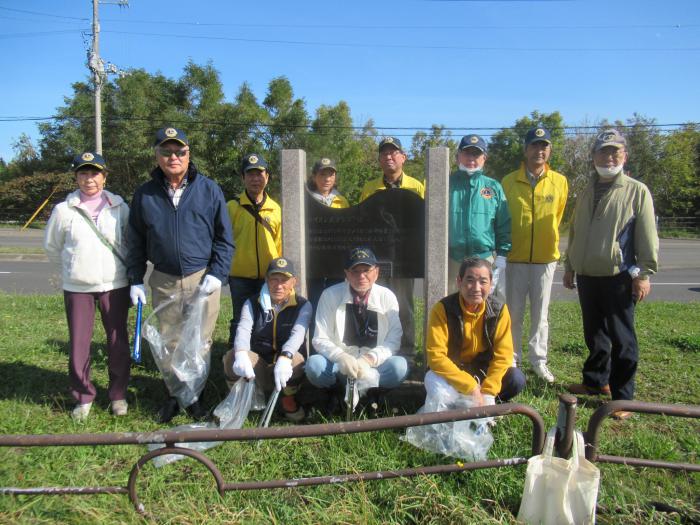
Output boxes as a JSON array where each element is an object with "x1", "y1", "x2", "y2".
[
  {"x1": 408, "y1": 125, "x2": 458, "y2": 179},
  {"x1": 659, "y1": 124, "x2": 700, "y2": 216},
  {"x1": 486, "y1": 111, "x2": 566, "y2": 180}
]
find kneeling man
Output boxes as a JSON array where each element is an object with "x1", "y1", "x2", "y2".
[
  {"x1": 223, "y1": 257, "x2": 311, "y2": 422},
  {"x1": 426, "y1": 257, "x2": 526, "y2": 406},
  {"x1": 307, "y1": 247, "x2": 408, "y2": 410}
]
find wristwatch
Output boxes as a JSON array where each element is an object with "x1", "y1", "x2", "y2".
[{"x1": 279, "y1": 350, "x2": 294, "y2": 360}]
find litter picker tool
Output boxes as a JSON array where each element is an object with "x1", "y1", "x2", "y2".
[
  {"x1": 259, "y1": 389, "x2": 280, "y2": 429},
  {"x1": 132, "y1": 299, "x2": 143, "y2": 363},
  {"x1": 346, "y1": 377, "x2": 356, "y2": 420}
]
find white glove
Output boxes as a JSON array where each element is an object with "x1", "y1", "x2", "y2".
[
  {"x1": 273, "y1": 356, "x2": 293, "y2": 392},
  {"x1": 200, "y1": 274, "x2": 222, "y2": 295},
  {"x1": 129, "y1": 284, "x2": 147, "y2": 306},
  {"x1": 336, "y1": 353, "x2": 360, "y2": 379},
  {"x1": 356, "y1": 357, "x2": 373, "y2": 379},
  {"x1": 494, "y1": 255, "x2": 507, "y2": 270},
  {"x1": 232, "y1": 351, "x2": 255, "y2": 379},
  {"x1": 482, "y1": 394, "x2": 496, "y2": 406}
]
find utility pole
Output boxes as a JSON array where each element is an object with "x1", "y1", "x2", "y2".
[
  {"x1": 91, "y1": 0, "x2": 102, "y2": 153},
  {"x1": 88, "y1": 0, "x2": 129, "y2": 155}
]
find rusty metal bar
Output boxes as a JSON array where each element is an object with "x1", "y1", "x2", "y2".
[
  {"x1": 555, "y1": 393, "x2": 577, "y2": 458},
  {"x1": 586, "y1": 400, "x2": 700, "y2": 469},
  {"x1": 221, "y1": 458, "x2": 529, "y2": 491},
  {"x1": 1, "y1": 486, "x2": 127, "y2": 495},
  {"x1": 0, "y1": 403, "x2": 546, "y2": 455}
]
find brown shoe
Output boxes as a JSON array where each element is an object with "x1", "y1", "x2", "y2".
[
  {"x1": 566, "y1": 383, "x2": 611, "y2": 396},
  {"x1": 611, "y1": 410, "x2": 633, "y2": 420},
  {"x1": 281, "y1": 395, "x2": 305, "y2": 423}
]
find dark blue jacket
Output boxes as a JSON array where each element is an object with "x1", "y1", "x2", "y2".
[{"x1": 127, "y1": 163, "x2": 235, "y2": 284}]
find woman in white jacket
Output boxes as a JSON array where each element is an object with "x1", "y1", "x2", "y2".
[{"x1": 44, "y1": 152, "x2": 131, "y2": 422}]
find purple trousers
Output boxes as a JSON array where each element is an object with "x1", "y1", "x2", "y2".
[{"x1": 64, "y1": 287, "x2": 131, "y2": 404}]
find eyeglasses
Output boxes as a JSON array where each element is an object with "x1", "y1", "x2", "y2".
[
  {"x1": 379, "y1": 149, "x2": 403, "y2": 158},
  {"x1": 595, "y1": 148, "x2": 625, "y2": 160},
  {"x1": 157, "y1": 147, "x2": 189, "y2": 158},
  {"x1": 349, "y1": 266, "x2": 376, "y2": 276}
]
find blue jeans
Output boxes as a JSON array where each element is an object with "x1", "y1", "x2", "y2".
[{"x1": 305, "y1": 354, "x2": 409, "y2": 390}]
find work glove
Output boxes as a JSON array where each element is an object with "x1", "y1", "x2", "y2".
[
  {"x1": 129, "y1": 284, "x2": 147, "y2": 306},
  {"x1": 336, "y1": 353, "x2": 360, "y2": 379},
  {"x1": 199, "y1": 274, "x2": 222, "y2": 295},
  {"x1": 273, "y1": 355, "x2": 293, "y2": 392},
  {"x1": 232, "y1": 351, "x2": 255, "y2": 379},
  {"x1": 482, "y1": 394, "x2": 496, "y2": 406},
  {"x1": 356, "y1": 357, "x2": 373, "y2": 379}
]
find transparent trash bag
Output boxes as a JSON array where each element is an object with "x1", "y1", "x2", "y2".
[
  {"x1": 491, "y1": 267, "x2": 507, "y2": 303},
  {"x1": 251, "y1": 384, "x2": 267, "y2": 411},
  {"x1": 345, "y1": 367, "x2": 380, "y2": 411},
  {"x1": 148, "y1": 378, "x2": 256, "y2": 468},
  {"x1": 403, "y1": 371, "x2": 494, "y2": 461},
  {"x1": 143, "y1": 289, "x2": 211, "y2": 408}
]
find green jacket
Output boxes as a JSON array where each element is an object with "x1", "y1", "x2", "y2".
[
  {"x1": 565, "y1": 172, "x2": 658, "y2": 277},
  {"x1": 449, "y1": 170, "x2": 511, "y2": 260}
]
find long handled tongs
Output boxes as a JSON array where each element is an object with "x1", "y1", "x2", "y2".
[
  {"x1": 346, "y1": 377, "x2": 356, "y2": 421},
  {"x1": 259, "y1": 389, "x2": 280, "y2": 428}
]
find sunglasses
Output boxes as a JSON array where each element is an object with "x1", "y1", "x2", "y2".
[{"x1": 157, "y1": 147, "x2": 189, "y2": 158}]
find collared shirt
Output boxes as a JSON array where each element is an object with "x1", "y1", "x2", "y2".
[
  {"x1": 526, "y1": 169, "x2": 543, "y2": 188},
  {"x1": 164, "y1": 176, "x2": 189, "y2": 208},
  {"x1": 384, "y1": 174, "x2": 403, "y2": 189}
]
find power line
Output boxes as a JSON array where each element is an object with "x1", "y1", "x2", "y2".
[
  {"x1": 0, "y1": 29, "x2": 86, "y2": 39},
  {"x1": 0, "y1": 6, "x2": 88, "y2": 21},
  {"x1": 102, "y1": 29, "x2": 700, "y2": 52}
]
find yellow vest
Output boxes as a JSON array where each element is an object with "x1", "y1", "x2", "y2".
[
  {"x1": 359, "y1": 172, "x2": 425, "y2": 202},
  {"x1": 501, "y1": 163, "x2": 568, "y2": 263},
  {"x1": 227, "y1": 192, "x2": 282, "y2": 279}
]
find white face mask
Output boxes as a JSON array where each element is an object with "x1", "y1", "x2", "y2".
[
  {"x1": 595, "y1": 164, "x2": 624, "y2": 179},
  {"x1": 459, "y1": 164, "x2": 481, "y2": 175}
]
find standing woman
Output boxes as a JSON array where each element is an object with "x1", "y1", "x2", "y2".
[
  {"x1": 306, "y1": 158, "x2": 349, "y2": 312},
  {"x1": 44, "y1": 152, "x2": 131, "y2": 422}
]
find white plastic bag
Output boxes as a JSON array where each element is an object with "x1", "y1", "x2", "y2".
[
  {"x1": 345, "y1": 367, "x2": 380, "y2": 411},
  {"x1": 517, "y1": 429, "x2": 600, "y2": 525},
  {"x1": 143, "y1": 290, "x2": 211, "y2": 408},
  {"x1": 490, "y1": 267, "x2": 507, "y2": 303},
  {"x1": 148, "y1": 378, "x2": 256, "y2": 468},
  {"x1": 403, "y1": 371, "x2": 494, "y2": 461}
]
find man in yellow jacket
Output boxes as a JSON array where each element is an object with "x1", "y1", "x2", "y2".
[
  {"x1": 501, "y1": 126, "x2": 568, "y2": 383},
  {"x1": 227, "y1": 153, "x2": 282, "y2": 344},
  {"x1": 359, "y1": 137, "x2": 424, "y2": 357},
  {"x1": 425, "y1": 257, "x2": 526, "y2": 405}
]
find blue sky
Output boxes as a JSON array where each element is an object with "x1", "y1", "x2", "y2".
[{"x1": 1, "y1": 0, "x2": 699, "y2": 161}]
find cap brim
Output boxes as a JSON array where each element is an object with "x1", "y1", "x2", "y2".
[
  {"x1": 244, "y1": 165, "x2": 266, "y2": 172},
  {"x1": 74, "y1": 162, "x2": 105, "y2": 171},
  {"x1": 267, "y1": 270, "x2": 294, "y2": 277},
  {"x1": 595, "y1": 142, "x2": 624, "y2": 151},
  {"x1": 526, "y1": 139, "x2": 552, "y2": 146},
  {"x1": 348, "y1": 260, "x2": 377, "y2": 269},
  {"x1": 459, "y1": 145, "x2": 486, "y2": 152},
  {"x1": 155, "y1": 138, "x2": 188, "y2": 148}
]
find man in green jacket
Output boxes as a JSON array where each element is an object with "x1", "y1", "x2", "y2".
[
  {"x1": 501, "y1": 127, "x2": 568, "y2": 383},
  {"x1": 448, "y1": 134, "x2": 511, "y2": 291},
  {"x1": 563, "y1": 129, "x2": 658, "y2": 419}
]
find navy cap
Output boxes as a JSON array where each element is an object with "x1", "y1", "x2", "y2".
[
  {"x1": 154, "y1": 127, "x2": 189, "y2": 147},
  {"x1": 71, "y1": 151, "x2": 106, "y2": 172},
  {"x1": 378, "y1": 136, "x2": 403, "y2": 152},
  {"x1": 267, "y1": 257, "x2": 295, "y2": 277},
  {"x1": 312, "y1": 157, "x2": 337, "y2": 174},
  {"x1": 241, "y1": 153, "x2": 268, "y2": 173},
  {"x1": 345, "y1": 247, "x2": 378, "y2": 269},
  {"x1": 458, "y1": 134, "x2": 487, "y2": 153},
  {"x1": 524, "y1": 126, "x2": 552, "y2": 147},
  {"x1": 593, "y1": 129, "x2": 626, "y2": 152}
]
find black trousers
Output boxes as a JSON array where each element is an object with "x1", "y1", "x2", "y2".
[{"x1": 576, "y1": 273, "x2": 638, "y2": 400}]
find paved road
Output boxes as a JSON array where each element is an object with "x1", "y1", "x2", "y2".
[{"x1": 1, "y1": 229, "x2": 698, "y2": 301}]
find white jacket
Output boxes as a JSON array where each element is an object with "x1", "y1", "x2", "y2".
[
  {"x1": 312, "y1": 281, "x2": 402, "y2": 366},
  {"x1": 44, "y1": 190, "x2": 130, "y2": 293}
]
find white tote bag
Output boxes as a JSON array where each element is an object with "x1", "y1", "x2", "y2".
[{"x1": 517, "y1": 429, "x2": 600, "y2": 525}]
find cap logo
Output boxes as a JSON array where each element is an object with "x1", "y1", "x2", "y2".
[
  {"x1": 385, "y1": 137, "x2": 394, "y2": 144},
  {"x1": 164, "y1": 127, "x2": 177, "y2": 138},
  {"x1": 277, "y1": 258, "x2": 288, "y2": 268},
  {"x1": 470, "y1": 136, "x2": 479, "y2": 144},
  {"x1": 599, "y1": 131, "x2": 616, "y2": 142},
  {"x1": 535, "y1": 129, "x2": 545, "y2": 137},
  {"x1": 81, "y1": 152, "x2": 95, "y2": 161},
  {"x1": 321, "y1": 158, "x2": 331, "y2": 165},
  {"x1": 353, "y1": 249, "x2": 369, "y2": 259},
  {"x1": 248, "y1": 155, "x2": 258, "y2": 164}
]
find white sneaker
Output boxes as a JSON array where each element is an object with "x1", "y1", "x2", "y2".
[
  {"x1": 533, "y1": 363, "x2": 555, "y2": 383},
  {"x1": 111, "y1": 399, "x2": 128, "y2": 416},
  {"x1": 71, "y1": 402, "x2": 92, "y2": 422}
]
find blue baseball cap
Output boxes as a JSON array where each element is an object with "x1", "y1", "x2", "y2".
[
  {"x1": 241, "y1": 153, "x2": 268, "y2": 173},
  {"x1": 71, "y1": 151, "x2": 106, "y2": 172},
  {"x1": 345, "y1": 247, "x2": 378, "y2": 269},
  {"x1": 378, "y1": 136, "x2": 403, "y2": 152},
  {"x1": 154, "y1": 127, "x2": 189, "y2": 147},
  {"x1": 458, "y1": 134, "x2": 487, "y2": 153},
  {"x1": 524, "y1": 126, "x2": 552, "y2": 147},
  {"x1": 267, "y1": 257, "x2": 296, "y2": 277}
]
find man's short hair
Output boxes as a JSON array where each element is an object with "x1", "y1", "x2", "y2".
[{"x1": 458, "y1": 257, "x2": 492, "y2": 280}]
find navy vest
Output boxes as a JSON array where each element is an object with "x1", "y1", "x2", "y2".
[{"x1": 250, "y1": 294, "x2": 308, "y2": 362}]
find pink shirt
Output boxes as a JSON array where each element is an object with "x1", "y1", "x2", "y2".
[{"x1": 78, "y1": 190, "x2": 107, "y2": 222}]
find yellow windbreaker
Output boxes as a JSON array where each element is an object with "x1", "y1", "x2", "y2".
[
  {"x1": 426, "y1": 297, "x2": 514, "y2": 396},
  {"x1": 501, "y1": 163, "x2": 568, "y2": 263},
  {"x1": 359, "y1": 172, "x2": 425, "y2": 202},
  {"x1": 227, "y1": 192, "x2": 282, "y2": 279}
]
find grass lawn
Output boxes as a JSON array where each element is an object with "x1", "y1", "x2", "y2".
[{"x1": 0, "y1": 294, "x2": 698, "y2": 524}]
